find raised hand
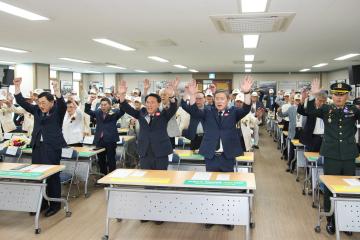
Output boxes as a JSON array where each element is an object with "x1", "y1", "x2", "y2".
[
  {"x1": 187, "y1": 79, "x2": 198, "y2": 95},
  {"x1": 118, "y1": 80, "x2": 128, "y2": 95},
  {"x1": 240, "y1": 75, "x2": 253, "y2": 93},
  {"x1": 165, "y1": 80, "x2": 175, "y2": 97},
  {"x1": 143, "y1": 78, "x2": 151, "y2": 91},
  {"x1": 88, "y1": 94, "x2": 96, "y2": 103},
  {"x1": 310, "y1": 78, "x2": 321, "y2": 95},
  {"x1": 52, "y1": 81, "x2": 61, "y2": 98},
  {"x1": 13, "y1": 77, "x2": 22, "y2": 87}
]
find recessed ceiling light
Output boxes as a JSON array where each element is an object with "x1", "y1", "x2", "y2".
[
  {"x1": 244, "y1": 55, "x2": 255, "y2": 62},
  {"x1": 245, "y1": 63, "x2": 253, "y2": 68},
  {"x1": 245, "y1": 69, "x2": 252, "y2": 72},
  {"x1": 85, "y1": 70, "x2": 102, "y2": 74},
  {"x1": 334, "y1": 53, "x2": 360, "y2": 61},
  {"x1": 93, "y1": 38, "x2": 136, "y2": 51},
  {"x1": 241, "y1": 0, "x2": 268, "y2": 13},
  {"x1": 59, "y1": 57, "x2": 91, "y2": 64},
  {"x1": 0, "y1": 1, "x2": 49, "y2": 21},
  {"x1": 50, "y1": 66, "x2": 71, "y2": 71},
  {"x1": 106, "y1": 65, "x2": 126, "y2": 70},
  {"x1": 299, "y1": 68, "x2": 310, "y2": 72},
  {"x1": 0, "y1": 60, "x2": 15, "y2": 64},
  {"x1": 243, "y1": 35, "x2": 259, "y2": 49},
  {"x1": 0, "y1": 46, "x2": 28, "y2": 53},
  {"x1": 312, "y1": 63, "x2": 328, "y2": 68},
  {"x1": 134, "y1": 70, "x2": 148, "y2": 73},
  {"x1": 173, "y1": 64, "x2": 187, "y2": 69},
  {"x1": 148, "y1": 56, "x2": 169, "y2": 63},
  {"x1": 189, "y1": 69, "x2": 199, "y2": 73}
]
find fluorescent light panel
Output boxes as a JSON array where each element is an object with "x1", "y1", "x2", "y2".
[
  {"x1": 312, "y1": 63, "x2": 328, "y2": 68},
  {"x1": 299, "y1": 68, "x2": 310, "y2": 72},
  {"x1": 106, "y1": 65, "x2": 126, "y2": 70},
  {"x1": 173, "y1": 64, "x2": 187, "y2": 69},
  {"x1": 334, "y1": 53, "x2": 360, "y2": 61},
  {"x1": 59, "y1": 57, "x2": 91, "y2": 64},
  {"x1": 245, "y1": 63, "x2": 253, "y2": 68},
  {"x1": 0, "y1": 46, "x2": 28, "y2": 53},
  {"x1": 241, "y1": 0, "x2": 268, "y2": 13},
  {"x1": 93, "y1": 38, "x2": 135, "y2": 51},
  {"x1": 51, "y1": 66, "x2": 70, "y2": 71},
  {"x1": 134, "y1": 70, "x2": 148, "y2": 73},
  {"x1": 148, "y1": 56, "x2": 169, "y2": 63},
  {"x1": 0, "y1": 1, "x2": 49, "y2": 20},
  {"x1": 245, "y1": 69, "x2": 252, "y2": 72},
  {"x1": 243, "y1": 35, "x2": 259, "y2": 49},
  {"x1": 244, "y1": 55, "x2": 255, "y2": 62},
  {"x1": 0, "y1": 60, "x2": 15, "y2": 64},
  {"x1": 85, "y1": 70, "x2": 102, "y2": 74},
  {"x1": 189, "y1": 69, "x2": 199, "y2": 73}
]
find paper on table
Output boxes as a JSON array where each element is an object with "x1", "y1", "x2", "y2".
[
  {"x1": 110, "y1": 169, "x2": 133, "y2": 178},
  {"x1": 20, "y1": 165, "x2": 38, "y2": 171},
  {"x1": 175, "y1": 137, "x2": 179, "y2": 146},
  {"x1": 216, "y1": 174, "x2": 230, "y2": 181},
  {"x1": 6, "y1": 146, "x2": 18, "y2": 156},
  {"x1": 343, "y1": 178, "x2": 360, "y2": 187},
  {"x1": 129, "y1": 170, "x2": 147, "y2": 177},
  {"x1": 168, "y1": 153, "x2": 173, "y2": 162},
  {"x1": 191, "y1": 172, "x2": 212, "y2": 180},
  {"x1": 237, "y1": 168, "x2": 249, "y2": 173},
  {"x1": 28, "y1": 165, "x2": 55, "y2": 173},
  {"x1": 83, "y1": 135, "x2": 94, "y2": 145}
]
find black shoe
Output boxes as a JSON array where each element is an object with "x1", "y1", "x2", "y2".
[
  {"x1": 154, "y1": 221, "x2": 164, "y2": 225},
  {"x1": 44, "y1": 207, "x2": 61, "y2": 217},
  {"x1": 140, "y1": 220, "x2": 149, "y2": 223},
  {"x1": 253, "y1": 145, "x2": 259, "y2": 149},
  {"x1": 224, "y1": 225, "x2": 234, "y2": 230},
  {"x1": 286, "y1": 168, "x2": 291, "y2": 172},
  {"x1": 205, "y1": 224, "x2": 214, "y2": 229},
  {"x1": 326, "y1": 222, "x2": 335, "y2": 235},
  {"x1": 344, "y1": 231, "x2": 353, "y2": 236}
]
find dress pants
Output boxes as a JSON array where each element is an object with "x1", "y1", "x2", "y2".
[
  {"x1": 140, "y1": 144, "x2": 168, "y2": 170},
  {"x1": 190, "y1": 134, "x2": 203, "y2": 150},
  {"x1": 96, "y1": 139, "x2": 117, "y2": 175},
  {"x1": 205, "y1": 153, "x2": 235, "y2": 172}
]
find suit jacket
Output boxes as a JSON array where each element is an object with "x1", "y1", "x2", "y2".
[
  {"x1": 15, "y1": 93, "x2": 67, "y2": 150},
  {"x1": 181, "y1": 99, "x2": 206, "y2": 140},
  {"x1": 297, "y1": 103, "x2": 316, "y2": 146},
  {"x1": 264, "y1": 94, "x2": 277, "y2": 111},
  {"x1": 306, "y1": 98, "x2": 360, "y2": 160},
  {"x1": 84, "y1": 104, "x2": 124, "y2": 145},
  {"x1": 120, "y1": 100, "x2": 178, "y2": 158},
  {"x1": 186, "y1": 104, "x2": 251, "y2": 159}
]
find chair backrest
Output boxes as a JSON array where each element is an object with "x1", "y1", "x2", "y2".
[{"x1": 0, "y1": 146, "x2": 23, "y2": 162}]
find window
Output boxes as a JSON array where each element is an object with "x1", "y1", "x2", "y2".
[
  {"x1": 72, "y1": 81, "x2": 79, "y2": 96},
  {"x1": 73, "y1": 72, "x2": 81, "y2": 80},
  {"x1": 50, "y1": 70, "x2": 57, "y2": 79}
]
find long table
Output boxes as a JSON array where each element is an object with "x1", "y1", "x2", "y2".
[
  {"x1": 0, "y1": 163, "x2": 71, "y2": 234},
  {"x1": 98, "y1": 169, "x2": 256, "y2": 240},
  {"x1": 315, "y1": 175, "x2": 360, "y2": 239},
  {"x1": 22, "y1": 146, "x2": 105, "y2": 197},
  {"x1": 171, "y1": 150, "x2": 255, "y2": 172}
]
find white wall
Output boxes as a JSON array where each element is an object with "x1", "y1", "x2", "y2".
[
  {"x1": 58, "y1": 71, "x2": 73, "y2": 82},
  {"x1": 323, "y1": 69, "x2": 348, "y2": 88},
  {"x1": 104, "y1": 74, "x2": 116, "y2": 89},
  {"x1": 14, "y1": 64, "x2": 34, "y2": 95}
]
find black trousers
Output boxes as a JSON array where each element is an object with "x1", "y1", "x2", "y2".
[
  {"x1": 96, "y1": 139, "x2": 117, "y2": 175},
  {"x1": 323, "y1": 158, "x2": 356, "y2": 221},
  {"x1": 169, "y1": 137, "x2": 175, "y2": 149},
  {"x1": 205, "y1": 153, "x2": 235, "y2": 172},
  {"x1": 67, "y1": 143, "x2": 83, "y2": 147},
  {"x1": 140, "y1": 145, "x2": 168, "y2": 170},
  {"x1": 190, "y1": 134, "x2": 203, "y2": 150},
  {"x1": 306, "y1": 134, "x2": 322, "y2": 152},
  {"x1": 32, "y1": 144, "x2": 61, "y2": 210}
]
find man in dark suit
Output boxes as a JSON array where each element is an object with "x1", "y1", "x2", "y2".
[
  {"x1": 85, "y1": 97, "x2": 124, "y2": 175},
  {"x1": 263, "y1": 89, "x2": 277, "y2": 111},
  {"x1": 181, "y1": 91, "x2": 206, "y2": 150},
  {"x1": 117, "y1": 79, "x2": 178, "y2": 171},
  {"x1": 184, "y1": 77, "x2": 252, "y2": 230},
  {"x1": 13, "y1": 77, "x2": 66, "y2": 217}
]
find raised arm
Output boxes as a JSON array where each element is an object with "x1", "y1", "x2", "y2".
[
  {"x1": 117, "y1": 80, "x2": 140, "y2": 119},
  {"x1": 162, "y1": 78, "x2": 179, "y2": 121},
  {"x1": 13, "y1": 77, "x2": 37, "y2": 114},
  {"x1": 305, "y1": 78, "x2": 326, "y2": 119},
  {"x1": 84, "y1": 94, "x2": 97, "y2": 118},
  {"x1": 52, "y1": 81, "x2": 66, "y2": 119}
]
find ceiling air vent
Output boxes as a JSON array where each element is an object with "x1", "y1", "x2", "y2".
[{"x1": 210, "y1": 12, "x2": 296, "y2": 33}]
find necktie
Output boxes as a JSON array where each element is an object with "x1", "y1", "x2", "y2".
[
  {"x1": 216, "y1": 111, "x2": 223, "y2": 150},
  {"x1": 149, "y1": 115, "x2": 154, "y2": 126},
  {"x1": 218, "y1": 111, "x2": 223, "y2": 121}
]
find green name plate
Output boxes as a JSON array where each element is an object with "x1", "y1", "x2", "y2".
[
  {"x1": 0, "y1": 170, "x2": 43, "y2": 178},
  {"x1": 308, "y1": 157, "x2": 318, "y2": 161},
  {"x1": 184, "y1": 180, "x2": 247, "y2": 187}
]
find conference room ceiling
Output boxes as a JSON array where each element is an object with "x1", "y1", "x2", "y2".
[{"x1": 0, "y1": 0, "x2": 359, "y2": 74}]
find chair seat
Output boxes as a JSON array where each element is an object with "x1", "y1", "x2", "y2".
[{"x1": 60, "y1": 172, "x2": 72, "y2": 184}]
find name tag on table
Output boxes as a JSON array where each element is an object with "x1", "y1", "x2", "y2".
[
  {"x1": 3, "y1": 133, "x2": 12, "y2": 140},
  {"x1": 6, "y1": 146, "x2": 18, "y2": 156},
  {"x1": 191, "y1": 172, "x2": 212, "y2": 180},
  {"x1": 61, "y1": 148, "x2": 74, "y2": 159},
  {"x1": 83, "y1": 135, "x2": 94, "y2": 145}
]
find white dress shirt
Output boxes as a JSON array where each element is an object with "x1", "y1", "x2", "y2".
[
  {"x1": 63, "y1": 109, "x2": 85, "y2": 144},
  {"x1": 313, "y1": 118, "x2": 324, "y2": 135}
]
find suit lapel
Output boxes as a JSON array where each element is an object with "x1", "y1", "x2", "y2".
[{"x1": 212, "y1": 109, "x2": 220, "y2": 126}]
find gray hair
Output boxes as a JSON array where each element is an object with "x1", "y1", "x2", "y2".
[{"x1": 316, "y1": 90, "x2": 328, "y2": 100}]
